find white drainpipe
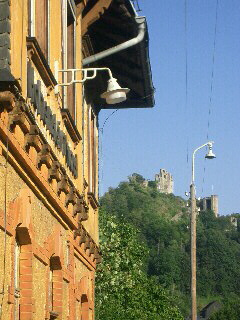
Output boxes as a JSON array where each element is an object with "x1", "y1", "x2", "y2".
[{"x1": 82, "y1": 16, "x2": 146, "y2": 66}]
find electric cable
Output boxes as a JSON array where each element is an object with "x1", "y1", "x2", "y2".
[
  {"x1": 99, "y1": 128, "x2": 104, "y2": 197},
  {"x1": 98, "y1": 109, "x2": 119, "y2": 196},
  {"x1": 98, "y1": 88, "x2": 155, "y2": 194},
  {"x1": 201, "y1": 0, "x2": 219, "y2": 195},
  {"x1": 100, "y1": 109, "x2": 119, "y2": 133},
  {"x1": 184, "y1": 0, "x2": 190, "y2": 184}
]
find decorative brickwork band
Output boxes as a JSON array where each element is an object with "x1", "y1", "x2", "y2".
[
  {"x1": 37, "y1": 144, "x2": 53, "y2": 169},
  {"x1": 48, "y1": 161, "x2": 61, "y2": 182},
  {"x1": 58, "y1": 174, "x2": 70, "y2": 195},
  {"x1": 65, "y1": 186, "x2": 77, "y2": 207},
  {"x1": 24, "y1": 125, "x2": 42, "y2": 153},
  {"x1": 8, "y1": 101, "x2": 31, "y2": 134}
]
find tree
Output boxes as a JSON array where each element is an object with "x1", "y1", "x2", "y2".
[
  {"x1": 197, "y1": 211, "x2": 240, "y2": 297},
  {"x1": 209, "y1": 296, "x2": 240, "y2": 320},
  {"x1": 128, "y1": 173, "x2": 145, "y2": 184},
  {"x1": 95, "y1": 209, "x2": 184, "y2": 320}
]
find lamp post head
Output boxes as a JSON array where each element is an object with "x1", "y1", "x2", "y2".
[
  {"x1": 101, "y1": 77, "x2": 130, "y2": 104},
  {"x1": 55, "y1": 64, "x2": 130, "y2": 105},
  {"x1": 205, "y1": 142, "x2": 216, "y2": 159}
]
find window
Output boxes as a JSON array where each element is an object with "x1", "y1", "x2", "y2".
[
  {"x1": 88, "y1": 110, "x2": 97, "y2": 194},
  {"x1": 28, "y1": 0, "x2": 49, "y2": 61},
  {"x1": 14, "y1": 238, "x2": 20, "y2": 320},
  {"x1": 28, "y1": 0, "x2": 34, "y2": 36},
  {"x1": 65, "y1": 242, "x2": 70, "y2": 268},
  {"x1": 35, "y1": 0, "x2": 49, "y2": 59},
  {"x1": 49, "y1": 264, "x2": 59, "y2": 320},
  {"x1": 206, "y1": 199, "x2": 211, "y2": 210},
  {"x1": 67, "y1": 1, "x2": 76, "y2": 121},
  {"x1": 49, "y1": 267, "x2": 53, "y2": 312},
  {"x1": 62, "y1": 0, "x2": 76, "y2": 121}
]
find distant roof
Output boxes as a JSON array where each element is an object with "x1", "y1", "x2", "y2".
[
  {"x1": 200, "y1": 301, "x2": 222, "y2": 319},
  {"x1": 83, "y1": 0, "x2": 155, "y2": 111}
]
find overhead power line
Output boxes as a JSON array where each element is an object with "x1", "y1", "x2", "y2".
[
  {"x1": 201, "y1": 0, "x2": 219, "y2": 195},
  {"x1": 184, "y1": 0, "x2": 190, "y2": 179}
]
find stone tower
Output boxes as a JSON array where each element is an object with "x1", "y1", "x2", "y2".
[
  {"x1": 199, "y1": 195, "x2": 219, "y2": 217},
  {"x1": 155, "y1": 169, "x2": 174, "y2": 194}
]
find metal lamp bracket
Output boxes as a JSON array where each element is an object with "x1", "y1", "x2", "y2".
[{"x1": 54, "y1": 61, "x2": 113, "y2": 94}]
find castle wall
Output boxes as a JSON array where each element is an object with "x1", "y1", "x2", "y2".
[
  {"x1": 155, "y1": 169, "x2": 174, "y2": 194},
  {"x1": 200, "y1": 195, "x2": 218, "y2": 217}
]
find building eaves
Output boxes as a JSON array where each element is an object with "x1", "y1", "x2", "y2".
[{"x1": 83, "y1": 0, "x2": 155, "y2": 111}]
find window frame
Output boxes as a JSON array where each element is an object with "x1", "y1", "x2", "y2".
[
  {"x1": 88, "y1": 108, "x2": 97, "y2": 195},
  {"x1": 49, "y1": 266, "x2": 53, "y2": 312},
  {"x1": 14, "y1": 238, "x2": 20, "y2": 320},
  {"x1": 29, "y1": 0, "x2": 50, "y2": 63},
  {"x1": 62, "y1": 0, "x2": 77, "y2": 122}
]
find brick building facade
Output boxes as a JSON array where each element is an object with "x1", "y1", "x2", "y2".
[{"x1": 0, "y1": 0, "x2": 154, "y2": 319}]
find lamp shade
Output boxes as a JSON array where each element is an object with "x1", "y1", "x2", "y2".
[
  {"x1": 101, "y1": 78, "x2": 130, "y2": 104},
  {"x1": 205, "y1": 149, "x2": 216, "y2": 159}
]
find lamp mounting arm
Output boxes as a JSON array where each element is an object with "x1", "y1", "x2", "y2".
[
  {"x1": 192, "y1": 141, "x2": 214, "y2": 185},
  {"x1": 54, "y1": 61, "x2": 113, "y2": 93}
]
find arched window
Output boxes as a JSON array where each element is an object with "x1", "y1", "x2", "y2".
[{"x1": 49, "y1": 265, "x2": 59, "y2": 320}]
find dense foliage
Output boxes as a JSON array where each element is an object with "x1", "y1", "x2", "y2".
[
  {"x1": 209, "y1": 296, "x2": 240, "y2": 320},
  {"x1": 95, "y1": 209, "x2": 184, "y2": 320},
  {"x1": 97, "y1": 174, "x2": 240, "y2": 318},
  {"x1": 197, "y1": 211, "x2": 240, "y2": 298}
]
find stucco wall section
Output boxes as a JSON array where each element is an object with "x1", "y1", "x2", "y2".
[
  {"x1": 74, "y1": 255, "x2": 89, "y2": 284},
  {"x1": 31, "y1": 194, "x2": 58, "y2": 247},
  {"x1": 0, "y1": 154, "x2": 25, "y2": 213}
]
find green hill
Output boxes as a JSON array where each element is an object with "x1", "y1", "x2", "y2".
[{"x1": 97, "y1": 174, "x2": 240, "y2": 318}]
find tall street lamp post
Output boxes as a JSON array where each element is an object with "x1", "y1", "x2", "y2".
[{"x1": 190, "y1": 141, "x2": 216, "y2": 320}]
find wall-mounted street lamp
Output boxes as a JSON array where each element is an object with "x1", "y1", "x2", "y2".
[
  {"x1": 190, "y1": 141, "x2": 216, "y2": 320},
  {"x1": 54, "y1": 62, "x2": 130, "y2": 105}
]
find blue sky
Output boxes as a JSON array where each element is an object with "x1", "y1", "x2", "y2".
[{"x1": 98, "y1": 0, "x2": 240, "y2": 216}]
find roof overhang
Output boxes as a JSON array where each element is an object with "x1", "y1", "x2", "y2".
[{"x1": 82, "y1": 0, "x2": 155, "y2": 111}]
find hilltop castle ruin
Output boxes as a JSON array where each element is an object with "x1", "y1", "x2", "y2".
[
  {"x1": 199, "y1": 195, "x2": 219, "y2": 217},
  {"x1": 155, "y1": 169, "x2": 174, "y2": 194}
]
